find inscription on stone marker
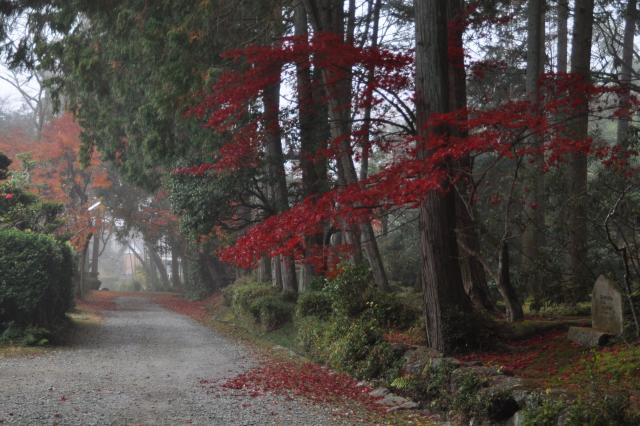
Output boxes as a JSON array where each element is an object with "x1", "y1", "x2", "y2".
[{"x1": 591, "y1": 275, "x2": 624, "y2": 335}]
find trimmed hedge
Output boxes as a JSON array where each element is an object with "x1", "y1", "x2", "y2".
[{"x1": 0, "y1": 229, "x2": 74, "y2": 328}]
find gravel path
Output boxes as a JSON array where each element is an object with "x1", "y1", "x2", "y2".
[{"x1": 0, "y1": 296, "x2": 367, "y2": 425}]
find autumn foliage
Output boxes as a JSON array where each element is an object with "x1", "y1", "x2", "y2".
[
  {"x1": 0, "y1": 113, "x2": 111, "y2": 248},
  {"x1": 177, "y1": 31, "x2": 640, "y2": 271}
]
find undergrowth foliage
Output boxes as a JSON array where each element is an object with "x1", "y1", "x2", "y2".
[{"x1": 0, "y1": 229, "x2": 74, "y2": 330}]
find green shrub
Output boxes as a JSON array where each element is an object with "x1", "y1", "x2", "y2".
[
  {"x1": 249, "y1": 295, "x2": 294, "y2": 331},
  {"x1": 451, "y1": 371, "x2": 484, "y2": 415},
  {"x1": 323, "y1": 265, "x2": 371, "y2": 316},
  {"x1": 295, "y1": 315, "x2": 330, "y2": 360},
  {"x1": 231, "y1": 282, "x2": 278, "y2": 317},
  {"x1": 441, "y1": 308, "x2": 495, "y2": 353},
  {"x1": 423, "y1": 359, "x2": 458, "y2": 408},
  {"x1": 0, "y1": 229, "x2": 74, "y2": 329},
  {"x1": 522, "y1": 392, "x2": 640, "y2": 426},
  {"x1": 477, "y1": 389, "x2": 519, "y2": 422},
  {"x1": 295, "y1": 291, "x2": 333, "y2": 320},
  {"x1": 390, "y1": 375, "x2": 430, "y2": 402},
  {"x1": 0, "y1": 184, "x2": 65, "y2": 234},
  {"x1": 365, "y1": 290, "x2": 421, "y2": 329},
  {"x1": 0, "y1": 323, "x2": 51, "y2": 346},
  {"x1": 327, "y1": 316, "x2": 403, "y2": 380},
  {"x1": 222, "y1": 284, "x2": 235, "y2": 307},
  {"x1": 565, "y1": 394, "x2": 640, "y2": 426}
]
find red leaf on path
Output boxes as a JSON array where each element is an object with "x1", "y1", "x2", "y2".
[
  {"x1": 215, "y1": 360, "x2": 386, "y2": 414},
  {"x1": 59, "y1": 395, "x2": 67, "y2": 402}
]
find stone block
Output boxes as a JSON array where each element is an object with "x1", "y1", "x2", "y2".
[{"x1": 567, "y1": 326, "x2": 610, "y2": 347}]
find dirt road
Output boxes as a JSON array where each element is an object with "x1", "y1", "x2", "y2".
[{"x1": 0, "y1": 296, "x2": 366, "y2": 425}]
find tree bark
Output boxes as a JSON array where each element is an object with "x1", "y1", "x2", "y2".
[
  {"x1": 359, "y1": 0, "x2": 382, "y2": 182},
  {"x1": 567, "y1": 0, "x2": 595, "y2": 300},
  {"x1": 171, "y1": 248, "x2": 182, "y2": 289},
  {"x1": 147, "y1": 243, "x2": 170, "y2": 290},
  {"x1": 90, "y1": 232, "x2": 100, "y2": 276},
  {"x1": 77, "y1": 232, "x2": 93, "y2": 299},
  {"x1": 127, "y1": 241, "x2": 150, "y2": 280},
  {"x1": 447, "y1": 0, "x2": 495, "y2": 312},
  {"x1": 557, "y1": 0, "x2": 569, "y2": 73},
  {"x1": 271, "y1": 256, "x2": 283, "y2": 288},
  {"x1": 171, "y1": 253, "x2": 180, "y2": 289},
  {"x1": 257, "y1": 256, "x2": 271, "y2": 283},
  {"x1": 303, "y1": 0, "x2": 389, "y2": 291},
  {"x1": 295, "y1": 2, "x2": 329, "y2": 291},
  {"x1": 416, "y1": 0, "x2": 473, "y2": 353},
  {"x1": 264, "y1": 81, "x2": 298, "y2": 293},
  {"x1": 497, "y1": 241, "x2": 524, "y2": 321},
  {"x1": 521, "y1": 0, "x2": 546, "y2": 307},
  {"x1": 617, "y1": 0, "x2": 637, "y2": 146}
]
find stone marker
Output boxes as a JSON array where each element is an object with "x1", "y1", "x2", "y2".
[
  {"x1": 567, "y1": 326, "x2": 610, "y2": 347},
  {"x1": 591, "y1": 275, "x2": 624, "y2": 335},
  {"x1": 568, "y1": 275, "x2": 624, "y2": 347}
]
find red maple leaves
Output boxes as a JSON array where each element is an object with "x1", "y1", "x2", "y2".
[
  {"x1": 177, "y1": 30, "x2": 640, "y2": 271},
  {"x1": 213, "y1": 359, "x2": 386, "y2": 414}
]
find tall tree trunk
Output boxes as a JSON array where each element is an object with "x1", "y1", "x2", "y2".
[
  {"x1": 264, "y1": 81, "x2": 298, "y2": 293},
  {"x1": 555, "y1": 0, "x2": 570, "y2": 277},
  {"x1": 497, "y1": 241, "x2": 523, "y2": 321},
  {"x1": 272, "y1": 256, "x2": 283, "y2": 288},
  {"x1": 448, "y1": 0, "x2": 495, "y2": 312},
  {"x1": 359, "y1": 0, "x2": 382, "y2": 181},
  {"x1": 567, "y1": 0, "x2": 595, "y2": 300},
  {"x1": 257, "y1": 256, "x2": 271, "y2": 283},
  {"x1": 147, "y1": 243, "x2": 170, "y2": 290},
  {"x1": 77, "y1": 232, "x2": 93, "y2": 299},
  {"x1": 457, "y1": 204, "x2": 496, "y2": 312},
  {"x1": 557, "y1": 0, "x2": 569, "y2": 73},
  {"x1": 199, "y1": 251, "x2": 224, "y2": 292},
  {"x1": 521, "y1": 0, "x2": 546, "y2": 308},
  {"x1": 617, "y1": 0, "x2": 637, "y2": 146},
  {"x1": 295, "y1": 3, "x2": 329, "y2": 291},
  {"x1": 171, "y1": 252, "x2": 181, "y2": 289},
  {"x1": 169, "y1": 236, "x2": 183, "y2": 289},
  {"x1": 303, "y1": 0, "x2": 389, "y2": 291},
  {"x1": 90, "y1": 232, "x2": 100, "y2": 276},
  {"x1": 171, "y1": 248, "x2": 181, "y2": 289},
  {"x1": 127, "y1": 241, "x2": 151, "y2": 285},
  {"x1": 416, "y1": 0, "x2": 473, "y2": 353}
]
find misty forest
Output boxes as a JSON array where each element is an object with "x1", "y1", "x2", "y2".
[{"x1": 1, "y1": 0, "x2": 640, "y2": 425}]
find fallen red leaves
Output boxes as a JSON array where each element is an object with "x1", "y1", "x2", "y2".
[
  {"x1": 383, "y1": 331, "x2": 422, "y2": 346},
  {"x1": 457, "y1": 329, "x2": 581, "y2": 377},
  {"x1": 151, "y1": 293, "x2": 221, "y2": 324},
  {"x1": 209, "y1": 360, "x2": 386, "y2": 414},
  {"x1": 75, "y1": 291, "x2": 119, "y2": 314}
]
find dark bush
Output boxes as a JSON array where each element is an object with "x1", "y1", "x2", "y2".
[
  {"x1": 249, "y1": 295, "x2": 294, "y2": 331},
  {"x1": 0, "y1": 229, "x2": 74, "y2": 329},
  {"x1": 0, "y1": 323, "x2": 51, "y2": 346},
  {"x1": 365, "y1": 290, "x2": 421, "y2": 329},
  {"x1": 295, "y1": 290, "x2": 333, "y2": 320}
]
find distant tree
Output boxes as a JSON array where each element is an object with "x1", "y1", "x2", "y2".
[{"x1": 0, "y1": 153, "x2": 10, "y2": 180}]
